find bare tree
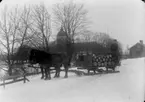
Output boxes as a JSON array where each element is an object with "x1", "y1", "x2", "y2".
[
  {"x1": 16, "y1": 5, "x2": 33, "y2": 47},
  {"x1": 81, "y1": 30, "x2": 94, "y2": 42},
  {"x1": 53, "y1": 1, "x2": 88, "y2": 42},
  {"x1": 30, "y1": 4, "x2": 52, "y2": 51},
  {"x1": 0, "y1": 6, "x2": 32, "y2": 75},
  {"x1": 53, "y1": 1, "x2": 89, "y2": 63},
  {"x1": 92, "y1": 32, "x2": 113, "y2": 47},
  {"x1": 0, "y1": 7, "x2": 20, "y2": 75}
]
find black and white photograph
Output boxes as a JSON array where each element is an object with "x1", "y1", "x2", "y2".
[{"x1": 0, "y1": 0, "x2": 145, "y2": 102}]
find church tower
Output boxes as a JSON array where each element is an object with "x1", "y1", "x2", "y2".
[
  {"x1": 56, "y1": 27, "x2": 67, "y2": 52},
  {"x1": 57, "y1": 27, "x2": 67, "y2": 43}
]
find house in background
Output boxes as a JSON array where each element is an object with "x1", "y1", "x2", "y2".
[{"x1": 129, "y1": 40, "x2": 145, "y2": 58}]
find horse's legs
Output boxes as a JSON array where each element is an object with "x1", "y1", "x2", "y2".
[
  {"x1": 112, "y1": 66, "x2": 115, "y2": 72},
  {"x1": 44, "y1": 66, "x2": 51, "y2": 80},
  {"x1": 88, "y1": 69, "x2": 90, "y2": 75},
  {"x1": 57, "y1": 64, "x2": 61, "y2": 78},
  {"x1": 93, "y1": 69, "x2": 96, "y2": 74},
  {"x1": 64, "y1": 64, "x2": 68, "y2": 78},
  {"x1": 54, "y1": 64, "x2": 60, "y2": 78},
  {"x1": 47, "y1": 67, "x2": 51, "y2": 80},
  {"x1": 54, "y1": 65, "x2": 58, "y2": 78},
  {"x1": 44, "y1": 67, "x2": 48, "y2": 80},
  {"x1": 54, "y1": 71, "x2": 57, "y2": 78},
  {"x1": 106, "y1": 67, "x2": 108, "y2": 73},
  {"x1": 40, "y1": 66, "x2": 44, "y2": 79},
  {"x1": 57, "y1": 69, "x2": 60, "y2": 77}
]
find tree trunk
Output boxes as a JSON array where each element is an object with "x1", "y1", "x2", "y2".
[
  {"x1": 7, "y1": 54, "x2": 13, "y2": 75},
  {"x1": 66, "y1": 42, "x2": 74, "y2": 66},
  {"x1": 8, "y1": 65, "x2": 12, "y2": 76}
]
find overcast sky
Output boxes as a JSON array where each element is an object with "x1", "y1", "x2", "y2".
[{"x1": 0, "y1": 0, "x2": 145, "y2": 50}]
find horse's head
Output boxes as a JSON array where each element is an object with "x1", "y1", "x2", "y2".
[{"x1": 29, "y1": 49, "x2": 38, "y2": 64}]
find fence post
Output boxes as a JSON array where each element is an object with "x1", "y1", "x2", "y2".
[
  {"x1": 3, "y1": 79, "x2": 5, "y2": 89},
  {"x1": 23, "y1": 75, "x2": 26, "y2": 83}
]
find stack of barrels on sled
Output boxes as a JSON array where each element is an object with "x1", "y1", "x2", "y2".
[
  {"x1": 75, "y1": 52, "x2": 120, "y2": 71},
  {"x1": 92, "y1": 54, "x2": 117, "y2": 67}
]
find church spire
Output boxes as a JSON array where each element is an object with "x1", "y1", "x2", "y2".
[{"x1": 60, "y1": 25, "x2": 63, "y2": 31}]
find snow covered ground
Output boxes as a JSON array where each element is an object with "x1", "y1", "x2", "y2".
[{"x1": 0, "y1": 58, "x2": 145, "y2": 102}]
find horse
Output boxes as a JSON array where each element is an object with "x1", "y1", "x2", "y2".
[{"x1": 28, "y1": 49, "x2": 69, "y2": 80}]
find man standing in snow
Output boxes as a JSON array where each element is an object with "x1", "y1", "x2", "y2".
[{"x1": 110, "y1": 39, "x2": 120, "y2": 66}]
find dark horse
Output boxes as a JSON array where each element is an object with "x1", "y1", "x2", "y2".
[{"x1": 29, "y1": 49, "x2": 69, "y2": 80}]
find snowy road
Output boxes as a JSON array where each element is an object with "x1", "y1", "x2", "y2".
[{"x1": 0, "y1": 58, "x2": 145, "y2": 102}]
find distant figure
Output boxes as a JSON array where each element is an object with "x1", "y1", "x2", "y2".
[
  {"x1": 110, "y1": 39, "x2": 118, "y2": 52},
  {"x1": 110, "y1": 39, "x2": 120, "y2": 65}
]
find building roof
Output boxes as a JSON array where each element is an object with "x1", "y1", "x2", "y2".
[{"x1": 130, "y1": 42, "x2": 145, "y2": 50}]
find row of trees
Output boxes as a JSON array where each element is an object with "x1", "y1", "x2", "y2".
[
  {"x1": 0, "y1": 2, "x2": 90, "y2": 75},
  {"x1": 76, "y1": 31, "x2": 114, "y2": 45}
]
